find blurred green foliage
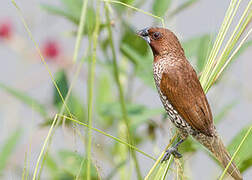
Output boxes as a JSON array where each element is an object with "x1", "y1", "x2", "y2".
[
  {"x1": 0, "y1": 0, "x2": 251, "y2": 179},
  {"x1": 46, "y1": 150, "x2": 99, "y2": 179}
]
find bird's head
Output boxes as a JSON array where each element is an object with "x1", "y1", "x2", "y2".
[{"x1": 137, "y1": 27, "x2": 184, "y2": 59}]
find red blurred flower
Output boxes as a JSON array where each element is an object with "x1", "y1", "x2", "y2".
[
  {"x1": 42, "y1": 40, "x2": 60, "y2": 59},
  {"x1": 0, "y1": 19, "x2": 12, "y2": 39}
]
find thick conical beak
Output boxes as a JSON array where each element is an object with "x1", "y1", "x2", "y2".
[{"x1": 137, "y1": 27, "x2": 150, "y2": 44}]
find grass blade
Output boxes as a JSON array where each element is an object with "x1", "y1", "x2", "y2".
[
  {"x1": 86, "y1": 1, "x2": 100, "y2": 179},
  {"x1": 0, "y1": 82, "x2": 47, "y2": 118},
  {"x1": 57, "y1": 114, "x2": 155, "y2": 160},
  {"x1": 102, "y1": 0, "x2": 165, "y2": 27},
  {"x1": 219, "y1": 126, "x2": 251, "y2": 180},
  {"x1": 73, "y1": 0, "x2": 88, "y2": 62},
  {"x1": 0, "y1": 129, "x2": 22, "y2": 175}
]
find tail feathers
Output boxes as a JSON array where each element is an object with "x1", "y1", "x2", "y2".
[{"x1": 194, "y1": 133, "x2": 243, "y2": 180}]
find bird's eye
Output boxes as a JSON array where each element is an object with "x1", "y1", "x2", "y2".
[{"x1": 153, "y1": 32, "x2": 161, "y2": 39}]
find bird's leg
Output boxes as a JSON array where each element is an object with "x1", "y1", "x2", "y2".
[{"x1": 161, "y1": 139, "x2": 185, "y2": 162}]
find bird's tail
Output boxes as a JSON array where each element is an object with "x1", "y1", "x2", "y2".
[{"x1": 194, "y1": 132, "x2": 242, "y2": 180}]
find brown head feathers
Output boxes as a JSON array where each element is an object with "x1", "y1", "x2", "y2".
[{"x1": 138, "y1": 27, "x2": 185, "y2": 60}]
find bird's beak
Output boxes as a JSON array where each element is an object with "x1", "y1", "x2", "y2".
[{"x1": 137, "y1": 27, "x2": 150, "y2": 44}]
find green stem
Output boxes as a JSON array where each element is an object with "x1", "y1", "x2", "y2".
[
  {"x1": 87, "y1": 2, "x2": 100, "y2": 179},
  {"x1": 32, "y1": 115, "x2": 58, "y2": 180},
  {"x1": 205, "y1": 2, "x2": 252, "y2": 92},
  {"x1": 73, "y1": 0, "x2": 89, "y2": 62},
  {"x1": 219, "y1": 126, "x2": 252, "y2": 180},
  {"x1": 101, "y1": 0, "x2": 165, "y2": 27},
  {"x1": 57, "y1": 114, "x2": 156, "y2": 160},
  {"x1": 104, "y1": 3, "x2": 142, "y2": 179},
  {"x1": 200, "y1": 0, "x2": 239, "y2": 90},
  {"x1": 144, "y1": 133, "x2": 177, "y2": 180}
]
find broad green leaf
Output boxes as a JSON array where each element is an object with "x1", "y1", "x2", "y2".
[
  {"x1": 41, "y1": 3, "x2": 96, "y2": 34},
  {"x1": 53, "y1": 69, "x2": 69, "y2": 108},
  {"x1": 61, "y1": 0, "x2": 82, "y2": 18},
  {"x1": 96, "y1": 74, "x2": 113, "y2": 106},
  {"x1": 58, "y1": 150, "x2": 99, "y2": 178},
  {"x1": 152, "y1": 0, "x2": 172, "y2": 17},
  {"x1": 130, "y1": 107, "x2": 164, "y2": 130},
  {"x1": 68, "y1": 95, "x2": 86, "y2": 122},
  {"x1": 179, "y1": 137, "x2": 198, "y2": 154},
  {"x1": 46, "y1": 150, "x2": 99, "y2": 179},
  {"x1": 121, "y1": 25, "x2": 148, "y2": 56},
  {"x1": 228, "y1": 125, "x2": 252, "y2": 172},
  {"x1": 120, "y1": 0, "x2": 134, "y2": 4},
  {"x1": 0, "y1": 129, "x2": 22, "y2": 175},
  {"x1": 182, "y1": 34, "x2": 212, "y2": 67},
  {"x1": 120, "y1": 43, "x2": 154, "y2": 87},
  {"x1": 96, "y1": 74, "x2": 115, "y2": 127},
  {"x1": 0, "y1": 82, "x2": 47, "y2": 118},
  {"x1": 45, "y1": 155, "x2": 59, "y2": 179},
  {"x1": 40, "y1": 4, "x2": 79, "y2": 24}
]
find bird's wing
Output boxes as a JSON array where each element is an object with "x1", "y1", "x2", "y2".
[{"x1": 160, "y1": 61, "x2": 214, "y2": 136}]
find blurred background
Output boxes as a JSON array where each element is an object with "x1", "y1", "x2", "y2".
[{"x1": 0, "y1": 0, "x2": 251, "y2": 179}]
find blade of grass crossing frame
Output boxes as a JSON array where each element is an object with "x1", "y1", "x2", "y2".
[
  {"x1": 206, "y1": 2, "x2": 252, "y2": 91},
  {"x1": 57, "y1": 114, "x2": 156, "y2": 161},
  {"x1": 86, "y1": 1, "x2": 100, "y2": 179},
  {"x1": 73, "y1": 0, "x2": 88, "y2": 63},
  {"x1": 144, "y1": 133, "x2": 177, "y2": 180},
  {"x1": 219, "y1": 126, "x2": 252, "y2": 180},
  {"x1": 11, "y1": 0, "x2": 74, "y2": 119},
  {"x1": 32, "y1": 115, "x2": 58, "y2": 180},
  {"x1": 215, "y1": 27, "x2": 252, "y2": 83},
  {"x1": 101, "y1": 0, "x2": 165, "y2": 27},
  {"x1": 105, "y1": 2, "x2": 142, "y2": 179},
  {"x1": 200, "y1": 0, "x2": 239, "y2": 91}
]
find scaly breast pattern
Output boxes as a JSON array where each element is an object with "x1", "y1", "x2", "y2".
[{"x1": 153, "y1": 58, "x2": 195, "y2": 135}]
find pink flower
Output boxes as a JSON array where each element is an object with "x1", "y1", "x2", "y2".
[
  {"x1": 0, "y1": 19, "x2": 12, "y2": 39},
  {"x1": 42, "y1": 40, "x2": 60, "y2": 59}
]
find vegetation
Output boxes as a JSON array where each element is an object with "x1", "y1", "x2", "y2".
[{"x1": 0, "y1": 0, "x2": 251, "y2": 179}]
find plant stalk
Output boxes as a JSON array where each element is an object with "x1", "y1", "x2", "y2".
[
  {"x1": 104, "y1": 2, "x2": 142, "y2": 179},
  {"x1": 87, "y1": 2, "x2": 100, "y2": 179}
]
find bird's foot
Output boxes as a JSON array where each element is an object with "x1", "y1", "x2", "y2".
[{"x1": 161, "y1": 147, "x2": 182, "y2": 163}]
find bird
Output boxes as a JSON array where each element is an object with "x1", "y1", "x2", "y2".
[{"x1": 137, "y1": 27, "x2": 242, "y2": 180}]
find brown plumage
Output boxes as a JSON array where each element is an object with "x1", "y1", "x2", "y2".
[{"x1": 137, "y1": 27, "x2": 242, "y2": 180}]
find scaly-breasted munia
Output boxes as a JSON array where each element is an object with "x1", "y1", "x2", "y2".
[{"x1": 137, "y1": 27, "x2": 242, "y2": 180}]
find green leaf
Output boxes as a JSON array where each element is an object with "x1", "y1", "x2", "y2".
[
  {"x1": 41, "y1": 2, "x2": 96, "y2": 35},
  {"x1": 96, "y1": 74, "x2": 115, "y2": 127},
  {"x1": 120, "y1": 43, "x2": 154, "y2": 87},
  {"x1": 40, "y1": 4, "x2": 79, "y2": 24},
  {"x1": 197, "y1": 34, "x2": 213, "y2": 72},
  {"x1": 180, "y1": 137, "x2": 198, "y2": 154},
  {"x1": 182, "y1": 34, "x2": 213, "y2": 69},
  {"x1": 68, "y1": 95, "x2": 86, "y2": 122},
  {"x1": 228, "y1": 125, "x2": 252, "y2": 172},
  {"x1": 152, "y1": 0, "x2": 172, "y2": 17},
  {"x1": 53, "y1": 69, "x2": 69, "y2": 108},
  {"x1": 120, "y1": 25, "x2": 148, "y2": 56},
  {"x1": 120, "y1": 0, "x2": 134, "y2": 5},
  {"x1": 58, "y1": 150, "x2": 99, "y2": 178},
  {"x1": 0, "y1": 82, "x2": 47, "y2": 118},
  {"x1": 46, "y1": 150, "x2": 99, "y2": 179},
  {"x1": 61, "y1": 0, "x2": 82, "y2": 18},
  {"x1": 130, "y1": 106, "x2": 164, "y2": 130},
  {"x1": 0, "y1": 129, "x2": 22, "y2": 175}
]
